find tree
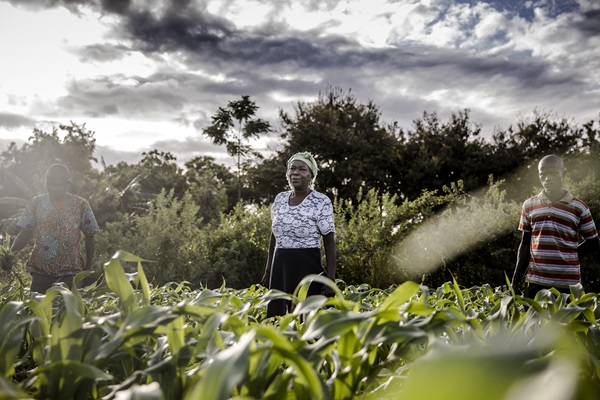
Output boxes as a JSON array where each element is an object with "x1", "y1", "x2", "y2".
[
  {"x1": 490, "y1": 110, "x2": 588, "y2": 201},
  {"x1": 184, "y1": 156, "x2": 234, "y2": 222},
  {"x1": 396, "y1": 110, "x2": 494, "y2": 200},
  {"x1": 0, "y1": 122, "x2": 107, "y2": 230},
  {"x1": 0, "y1": 122, "x2": 98, "y2": 196},
  {"x1": 256, "y1": 87, "x2": 402, "y2": 202},
  {"x1": 202, "y1": 95, "x2": 271, "y2": 202}
]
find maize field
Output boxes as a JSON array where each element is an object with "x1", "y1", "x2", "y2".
[{"x1": 1, "y1": 250, "x2": 600, "y2": 399}]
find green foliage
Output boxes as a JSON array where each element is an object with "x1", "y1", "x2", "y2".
[
  {"x1": 396, "y1": 110, "x2": 494, "y2": 200},
  {"x1": 96, "y1": 190, "x2": 205, "y2": 286},
  {"x1": 0, "y1": 122, "x2": 99, "y2": 195},
  {"x1": 408, "y1": 178, "x2": 522, "y2": 289},
  {"x1": 203, "y1": 95, "x2": 272, "y2": 202},
  {"x1": 334, "y1": 186, "x2": 462, "y2": 288},
  {"x1": 269, "y1": 87, "x2": 401, "y2": 201},
  {"x1": 3, "y1": 97, "x2": 600, "y2": 301},
  {"x1": 2, "y1": 256, "x2": 600, "y2": 400},
  {"x1": 201, "y1": 203, "x2": 272, "y2": 289},
  {"x1": 184, "y1": 156, "x2": 232, "y2": 221}
]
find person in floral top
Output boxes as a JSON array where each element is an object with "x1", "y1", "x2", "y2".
[
  {"x1": 11, "y1": 164, "x2": 99, "y2": 292},
  {"x1": 262, "y1": 152, "x2": 336, "y2": 317}
]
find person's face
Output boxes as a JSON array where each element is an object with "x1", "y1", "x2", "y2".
[
  {"x1": 538, "y1": 159, "x2": 564, "y2": 196},
  {"x1": 287, "y1": 160, "x2": 312, "y2": 190},
  {"x1": 46, "y1": 174, "x2": 69, "y2": 200}
]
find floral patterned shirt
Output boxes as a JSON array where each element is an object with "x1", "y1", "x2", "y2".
[
  {"x1": 271, "y1": 190, "x2": 335, "y2": 249},
  {"x1": 17, "y1": 193, "x2": 99, "y2": 277}
]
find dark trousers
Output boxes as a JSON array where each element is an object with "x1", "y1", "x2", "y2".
[
  {"x1": 524, "y1": 283, "x2": 571, "y2": 299},
  {"x1": 30, "y1": 273, "x2": 74, "y2": 293}
]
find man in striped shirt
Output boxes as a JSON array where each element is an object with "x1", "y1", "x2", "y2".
[{"x1": 511, "y1": 155, "x2": 599, "y2": 298}]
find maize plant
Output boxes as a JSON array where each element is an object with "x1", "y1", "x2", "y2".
[{"x1": 0, "y1": 251, "x2": 599, "y2": 399}]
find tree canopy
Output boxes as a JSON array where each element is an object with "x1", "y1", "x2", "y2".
[{"x1": 2, "y1": 89, "x2": 600, "y2": 291}]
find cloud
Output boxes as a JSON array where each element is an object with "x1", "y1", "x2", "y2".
[
  {"x1": 94, "y1": 144, "x2": 141, "y2": 167},
  {"x1": 3, "y1": 0, "x2": 600, "y2": 163},
  {"x1": 56, "y1": 73, "x2": 190, "y2": 118},
  {"x1": 149, "y1": 135, "x2": 234, "y2": 166},
  {"x1": 77, "y1": 43, "x2": 131, "y2": 62},
  {"x1": 100, "y1": 0, "x2": 131, "y2": 15},
  {"x1": 0, "y1": 137, "x2": 26, "y2": 150},
  {"x1": 0, "y1": 113, "x2": 35, "y2": 129},
  {"x1": 575, "y1": 8, "x2": 600, "y2": 36}
]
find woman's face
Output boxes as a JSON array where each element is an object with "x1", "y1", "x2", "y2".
[
  {"x1": 287, "y1": 160, "x2": 312, "y2": 190},
  {"x1": 46, "y1": 173, "x2": 69, "y2": 201}
]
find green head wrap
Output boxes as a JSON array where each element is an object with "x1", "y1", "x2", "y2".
[{"x1": 287, "y1": 152, "x2": 318, "y2": 183}]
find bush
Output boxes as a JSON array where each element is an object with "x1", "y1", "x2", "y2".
[
  {"x1": 201, "y1": 203, "x2": 271, "y2": 289},
  {"x1": 95, "y1": 190, "x2": 206, "y2": 286},
  {"x1": 335, "y1": 185, "x2": 462, "y2": 288},
  {"x1": 417, "y1": 179, "x2": 521, "y2": 288}
]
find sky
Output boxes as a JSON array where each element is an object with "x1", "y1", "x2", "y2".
[{"x1": 0, "y1": 0, "x2": 599, "y2": 169}]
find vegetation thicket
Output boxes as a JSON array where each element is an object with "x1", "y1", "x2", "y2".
[{"x1": 1, "y1": 87, "x2": 600, "y2": 292}]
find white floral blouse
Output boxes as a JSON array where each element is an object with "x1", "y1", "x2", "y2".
[{"x1": 271, "y1": 190, "x2": 335, "y2": 249}]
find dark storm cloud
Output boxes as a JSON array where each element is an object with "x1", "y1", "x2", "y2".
[
  {"x1": 0, "y1": 113, "x2": 35, "y2": 129},
  {"x1": 120, "y1": 5, "x2": 235, "y2": 53},
  {"x1": 108, "y1": 3, "x2": 583, "y2": 99},
  {"x1": 100, "y1": 0, "x2": 131, "y2": 15},
  {"x1": 118, "y1": 8, "x2": 397, "y2": 71},
  {"x1": 575, "y1": 8, "x2": 600, "y2": 36},
  {"x1": 13, "y1": 0, "x2": 584, "y2": 94}
]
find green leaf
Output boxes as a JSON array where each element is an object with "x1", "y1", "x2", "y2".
[
  {"x1": 104, "y1": 255, "x2": 138, "y2": 315},
  {"x1": 184, "y1": 331, "x2": 254, "y2": 400},
  {"x1": 377, "y1": 281, "x2": 420, "y2": 313},
  {"x1": 301, "y1": 311, "x2": 368, "y2": 340}
]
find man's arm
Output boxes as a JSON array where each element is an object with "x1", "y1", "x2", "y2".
[
  {"x1": 10, "y1": 227, "x2": 33, "y2": 253},
  {"x1": 84, "y1": 235, "x2": 95, "y2": 270},
  {"x1": 578, "y1": 236, "x2": 600, "y2": 259},
  {"x1": 511, "y1": 231, "x2": 531, "y2": 287}
]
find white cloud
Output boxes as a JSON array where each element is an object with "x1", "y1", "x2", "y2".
[{"x1": 1, "y1": 0, "x2": 599, "y2": 168}]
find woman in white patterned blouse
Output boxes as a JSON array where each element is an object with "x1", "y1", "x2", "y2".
[{"x1": 261, "y1": 152, "x2": 336, "y2": 317}]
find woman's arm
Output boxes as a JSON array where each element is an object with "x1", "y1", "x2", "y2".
[
  {"x1": 84, "y1": 235, "x2": 96, "y2": 270},
  {"x1": 10, "y1": 227, "x2": 34, "y2": 252},
  {"x1": 262, "y1": 233, "x2": 276, "y2": 287},
  {"x1": 323, "y1": 232, "x2": 336, "y2": 281}
]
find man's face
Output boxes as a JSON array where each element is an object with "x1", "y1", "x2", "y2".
[{"x1": 538, "y1": 160, "x2": 564, "y2": 196}]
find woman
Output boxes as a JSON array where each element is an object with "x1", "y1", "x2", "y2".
[
  {"x1": 262, "y1": 152, "x2": 336, "y2": 317},
  {"x1": 10, "y1": 164, "x2": 99, "y2": 293}
]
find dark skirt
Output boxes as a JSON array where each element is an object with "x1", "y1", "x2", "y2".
[{"x1": 267, "y1": 247, "x2": 324, "y2": 317}]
